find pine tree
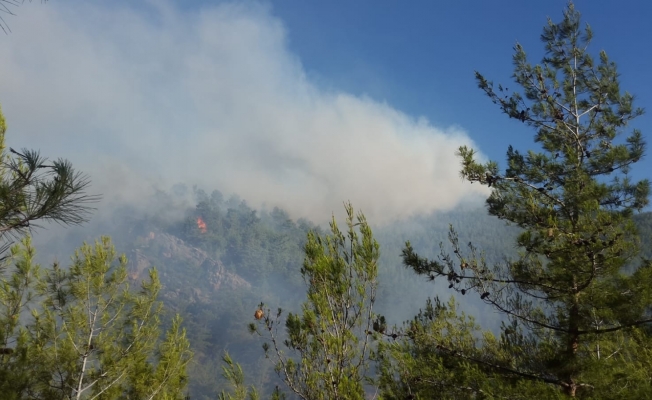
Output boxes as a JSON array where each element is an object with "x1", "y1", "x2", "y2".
[
  {"x1": 0, "y1": 237, "x2": 40, "y2": 398},
  {"x1": 0, "y1": 103, "x2": 97, "y2": 397},
  {"x1": 0, "y1": 104, "x2": 97, "y2": 259},
  {"x1": 402, "y1": 3, "x2": 652, "y2": 397},
  {"x1": 0, "y1": 237, "x2": 193, "y2": 399},
  {"x1": 217, "y1": 352, "x2": 261, "y2": 400},
  {"x1": 250, "y1": 203, "x2": 379, "y2": 400},
  {"x1": 377, "y1": 297, "x2": 504, "y2": 400}
]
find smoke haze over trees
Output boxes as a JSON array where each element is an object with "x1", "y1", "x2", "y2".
[
  {"x1": 2, "y1": 1, "x2": 652, "y2": 399},
  {"x1": 0, "y1": 1, "x2": 489, "y2": 225}
]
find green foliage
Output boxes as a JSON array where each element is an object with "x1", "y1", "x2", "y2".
[
  {"x1": 181, "y1": 189, "x2": 316, "y2": 289},
  {"x1": 105, "y1": 187, "x2": 652, "y2": 398},
  {"x1": 378, "y1": 297, "x2": 490, "y2": 400},
  {"x1": 399, "y1": 3, "x2": 652, "y2": 398},
  {"x1": 217, "y1": 352, "x2": 260, "y2": 400},
  {"x1": 0, "y1": 236, "x2": 192, "y2": 399},
  {"x1": 0, "y1": 236, "x2": 39, "y2": 398},
  {"x1": 108, "y1": 189, "x2": 319, "y2": 398},
  {"x1": 633, "y1": 212, "x2": 652, "y2": 260},
  {"x1": 0, "y1": 104, "x2": 98, "y2": 258},
  {"x1": 251, "y1": 203, "x2": 379, "y2": 400},
  {"x1": 384, "y1": 299, "x2": 578, "y2": 399}
]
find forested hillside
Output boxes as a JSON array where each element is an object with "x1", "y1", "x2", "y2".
[
  {"x1": 4, "y1": 2, "x2": 652, "y2": 399},
  {"x1": 30, "y1": 186, "x2": 651, "y2": 399}
]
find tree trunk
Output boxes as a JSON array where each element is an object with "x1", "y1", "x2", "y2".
[{"x1": 564, "y1": 292, "x2": 580, "y2": 397}]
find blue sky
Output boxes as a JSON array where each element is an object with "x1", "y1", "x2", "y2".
[
  {"x1": 1, "y1": 1, "x2": 651, "y2": 221},
  {"x1": 263, "y1": 0, "x2": 652, "y2": 169}
]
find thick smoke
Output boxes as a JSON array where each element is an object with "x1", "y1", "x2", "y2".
[{"x1": 0, "y1": 1, "x2": 489, "y2": 224}]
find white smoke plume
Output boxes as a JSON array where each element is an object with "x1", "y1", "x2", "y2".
[{"x1": 0, "y1": 1, "x2": 489, "y2": 224}]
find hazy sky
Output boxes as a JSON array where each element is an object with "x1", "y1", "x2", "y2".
[{"x1": 1, "y1": 0, "x2": 650, "y2": 223}]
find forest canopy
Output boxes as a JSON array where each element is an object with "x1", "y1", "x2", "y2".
[{"x1": 2, "y1": 2, "x2": 652, "y2": 400}]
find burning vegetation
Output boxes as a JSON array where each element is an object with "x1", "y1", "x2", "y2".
[{"x1": 196, "y1": 217, "x2": 207, "y2": 234}]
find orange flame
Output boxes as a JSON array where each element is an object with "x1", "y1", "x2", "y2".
[{"x1": 197, "y1": 217, "x2": 207, "y2": 233}]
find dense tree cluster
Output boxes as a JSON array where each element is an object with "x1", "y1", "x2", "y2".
[
  {"x1": 384, "y1": 4, "x2": 652, "y2": 399},
  {"x1": 2, "y1": 2, "x2": 652, "y2": 399},
  {"x1": 0, "y1": 105, "x2": 192, "y2": 398}
]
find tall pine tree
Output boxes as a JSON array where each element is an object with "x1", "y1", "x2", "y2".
[
  {"x1": 0, "y1": 237, "x2": 193, "y2": 399},
  {"x1": 251, "y1": 203, "x2": 379, "y2": 400},
  {"x1": 402, "y1": 3, "x2": 652, "y2": 397}
]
